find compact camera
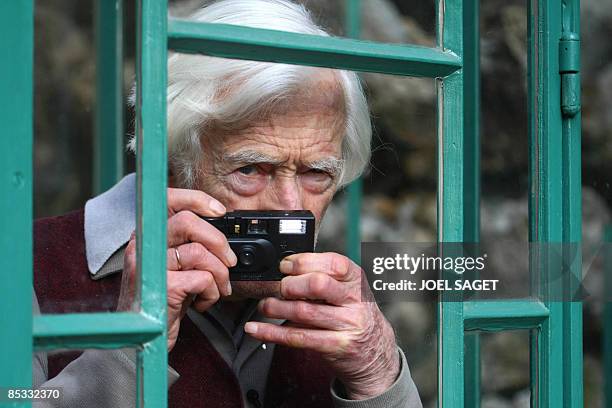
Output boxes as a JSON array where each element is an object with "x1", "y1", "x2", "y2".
[{"x1": 204, "y1": 210, "x2": 316, "y2": 281}]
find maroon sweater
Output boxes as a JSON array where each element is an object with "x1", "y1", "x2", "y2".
[{"x1": 33, "y1": 209, "x2": 335, "y2": 408}]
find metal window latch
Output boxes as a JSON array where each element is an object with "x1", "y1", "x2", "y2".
[{"x1": 559, "y1": 33, "x2": 581, "y2": 117}]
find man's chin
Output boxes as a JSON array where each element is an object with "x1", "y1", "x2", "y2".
[{"x1": 226, "y1": 280, "x2": 281, "y2": 300}]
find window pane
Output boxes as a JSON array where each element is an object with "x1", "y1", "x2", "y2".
[
  {"x1": 36, "y1": 1, "x2": 439, "y2": 406},
  {"x1": 169, "y1": 0, "x2": 436, "y2": 47},
  {"x1": 34, "y1": 0, "x2": 136, "y2": 314},
  {"x1": 318, "y1": 74, "x2": 438, "y2": 405},
  {"x1": 35, "y1": 0, "x2": 96, "y2": 217},
  {"x1": 581, "y1": 0, "x2": 612, "y2": 404},
  {"x1": 478, "y1": 330, "x2": 531, "y2": 407}
]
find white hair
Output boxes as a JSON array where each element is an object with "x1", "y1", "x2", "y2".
[{"x1": 129, "y1": 0, "x2": 372, "y2": 189}]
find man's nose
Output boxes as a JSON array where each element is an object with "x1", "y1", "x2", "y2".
[{"x1": 270, "y1": 177, "x2": 303, "y2": 210}]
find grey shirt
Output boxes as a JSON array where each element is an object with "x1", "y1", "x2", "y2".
[{"x1": 33, "y1": 173, "x2": 422, "y2": 408}]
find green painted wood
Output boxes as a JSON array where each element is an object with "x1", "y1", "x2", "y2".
[
  {"x1": 136, "y1": 0, "x2": 169, "y2": 405},
  {"x1": 437, "y1": 0, "x2": 466, "y2": 406},
  {"x1": 167, "y1": 20, "x2": 462, "y2": 78},
  {"x1": 464, "y1": 333, "x2": 480, "y2": 407},
  {"x1": 0, "y1": 1, "x2": 33, "y2": 405},
  {"x1": 344, "y1": 0, "x2": 361, "y2": 39},
  {"x1": 462, "y1": 0, "x2": 481, "y2": 253},
  {"x1": 604, "y1": 226, "x2": 612, "y2": 408},
  {"x1": 463, "y1": 301, "x2": 550, "y2": 331},
  {"x1": 462, "y1": 0, "x2": 481, "y2": 405},
  {"x1": 33, "y1": 313, "x2": 163, "y2": 351},
  {"x1": 528, "y1": 0, "x2": 566, "y2": 406},
  {"x1": 94, "y1": 0, "x2": 124, "y2": 194},
  {"x1": 344, "y1": 0, "x2": 362, "y2": 264},
  {"x1": 559, "y1": 1, "x2": 580, "y2": 118},
  {"x1": 527, "y1": 3, "x2": 539, "y2": 402},
  {"x1": 346, "y1": 180, "x2": 362, "y2": 264},
  {"x1": 560, "y1": 2, "x2": 583, "y2": 407}
]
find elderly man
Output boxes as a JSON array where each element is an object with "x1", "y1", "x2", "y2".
[{"x1": 32, "y1": 0, "x2": 422, "y2": 407}]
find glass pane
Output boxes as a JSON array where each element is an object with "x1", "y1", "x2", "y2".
[
  {"x1": 478, "y1": 330, "x2": 531, "y2": 407},
  {"x1": 318, "y1": 75, "x2": 437, "y2": 247},
  {"x1": 478, "y1": 1, "x2": 537, "y2": 301},
  {"x1": 36, "y1": 0, "x2": 439, "y2": 405},
  {"x1": 318, "y1": 74, "x2": 438, "y2": 405},
  {"x1": 581, "y1": 1, "x2": 612, "y2": 406},
  {"x1": 169, "y1": 0, "x2": 436, "y2": 47},
  {"x1": 30, "y1": 348, "x2": 138, "y2": 406},
  {"x1": 34, "y1": 0, "x2": 136, "y2": 314},
  {"x1": 480, "y1": 0, "x2": 529, "y2": 228},
  {"x1": 35, "y1": 0, "x2": 96, "y2": 217}
]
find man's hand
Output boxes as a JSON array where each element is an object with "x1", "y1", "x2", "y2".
[
  {"x1": 245, "y1": 253, "x2": 400, "y2": 400},
  {"x1": 117, "y1": 188, "x2": 237, "y2": 352}
]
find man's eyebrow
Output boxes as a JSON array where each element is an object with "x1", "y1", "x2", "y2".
[
  {"x1": 223, "y1": 149, "x2": 344, "y2": 178},
  {"x1": 305, "y1": 157, "x2": 344, "y2": 178},
  {"x1": 223, "y1": 150, "x2": 284, "y2": 166}
]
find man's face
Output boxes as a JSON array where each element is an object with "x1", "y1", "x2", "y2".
[{"x1": 196, "y1": 72, "x2": 346, "y2": 299}]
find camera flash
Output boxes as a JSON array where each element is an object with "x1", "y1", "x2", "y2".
[{"x1": 279, "y1": 219, "x2": 307, "y2": 234}]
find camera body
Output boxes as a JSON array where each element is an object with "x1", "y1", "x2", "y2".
[{"x1": 204, "y1": 210, "x2": 316, "y2": 281}]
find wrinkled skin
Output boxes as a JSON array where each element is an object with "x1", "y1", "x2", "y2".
[{"x1": 118, "y1": 71, "x2": 400, "y2": 399}]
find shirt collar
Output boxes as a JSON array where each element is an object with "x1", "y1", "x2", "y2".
[{"x1": 84, "y1": 173, "x2": 136, "y2": 277}]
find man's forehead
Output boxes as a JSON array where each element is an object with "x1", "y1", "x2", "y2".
[
  {"x1": 294, "y1": 70, "x2": 346, "y2": 111},
  {"x1": 251, "y1": 69, "x2": 346, "y2": 121},
  {"x1": 215, "y1": 111, "x2": 345, "y2": 160},
  {"x1": 203, "y1": 70, "x2": 347, "y2": 165}
]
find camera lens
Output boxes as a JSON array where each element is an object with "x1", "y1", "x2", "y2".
[{"x1": 238, "y1": 247, "x2": 255, "y2": 267}]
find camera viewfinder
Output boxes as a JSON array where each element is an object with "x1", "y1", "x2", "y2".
[{"x1": 247, "y1": 219, "x2": 267, "y2": 234}]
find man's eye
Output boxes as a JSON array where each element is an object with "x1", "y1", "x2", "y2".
[
  {"x1": 229, "y1": 165, "x2": 268, "y2": 196},
  {"x1": 237, "y1": 165, "x2": 258, "y2": 175},
  {"x1": 306, "y1": 169, "x2": 331, "y2": 178}
]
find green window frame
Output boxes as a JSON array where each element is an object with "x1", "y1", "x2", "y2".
[
  {"x1": 0, "y1": 0, "x2": 583, "y2": 406},
  {"x1": 94, "y1": 0, "x2": 125, "y2": 195}
]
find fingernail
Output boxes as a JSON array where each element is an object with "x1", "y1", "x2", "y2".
[
  {"x1": 226, "y1": 248, "x2": 238, "y2": 266},
  {"x1": 279, "y1": 259, "x2": 293, "y2": 274},
  {"x1": 211, "y1": 200, "x2": 226, "y2": 215},
  {"x1": 226, "y1": 282, "x2": 232, "y2": 296},
  {"x1": 244, "y1": 322, "x2": 258, "y2": 334}
]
